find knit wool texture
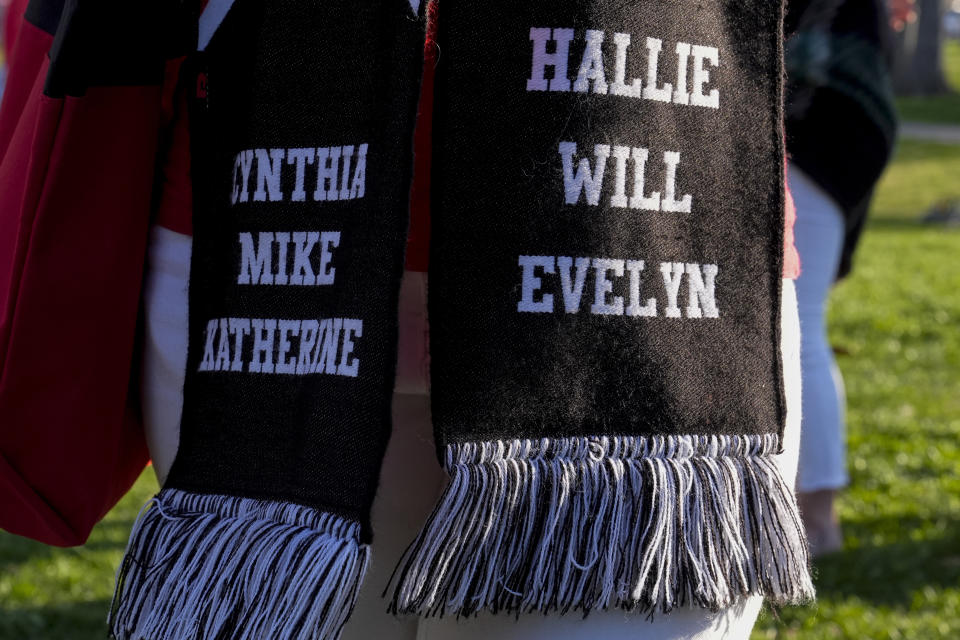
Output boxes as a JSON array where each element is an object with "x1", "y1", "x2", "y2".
[
  {"x1": 385, "y1": 1, "x2": 815, "y2": 618},
  {"x1": 429, "y1": 0, "x2": 787, "y2": 446},
  {"x1": 110, "y1": 1, "x2": 816, "y2": 635},
  {"x1": 167, "y1": 0, "x2": 425, "y2": 540}
]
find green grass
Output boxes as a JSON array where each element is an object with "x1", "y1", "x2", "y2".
[
  {"x1": 896, "y1": 39, "x2": 960, "y2": 125},
  {"x1": 0, "y1": 473, "x2": 158, "y2": 638},
  {"x1": 753, "y1": 141, "x2": 960, "y2": 639},
  {"x1": 1, "y1": 141, "x2": 959, "y2": 638}
]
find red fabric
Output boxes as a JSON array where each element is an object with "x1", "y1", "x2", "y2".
[
  {"x1": 2, "y1": 0, "x2": 28, "y2": 59},
  {"x1": 0, "y1": 33, "x2": 52, "y2": 315},
  {"x1": 0, "y1": 19, "x2": 50, "y2": 161},
  {"x1": 783, "y1": 176, "x2": 801, "y2": 279},
  {"x1": 0, "y1": 34, "x2": 163, "y2": 545},
  {"x1": 404, "y1": 1, "x2": 437, "y2": 272},
  {"x1": 155, "y1": 63, "x2": 193, "y2": 236}
]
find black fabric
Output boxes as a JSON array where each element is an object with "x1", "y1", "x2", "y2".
[
  {"x1": 24, "y1": 0, "x2": 65, "y2": 37},
  {"x1": 165, "y1": 1, "x2": 425, "y2": 541},
  {"x1": 40, "y1": 0, "x2": 189, "y2": 97},
  {"x1": 784, "y1": 0, "x2": 897, "y2": 279},
  {"x1": 837, "y1": 193, "x2": 872, "y2": 279},
  {"x1": 429, "y1": 0, "x2": 786, "y2": 447},
  {"x1": 104, "y1": 2, "x2": 816, "y2": 629}
]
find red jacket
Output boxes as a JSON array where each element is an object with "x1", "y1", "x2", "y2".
[{"x1": 0, "y1": 2, "x2": 177, "y2": 545}]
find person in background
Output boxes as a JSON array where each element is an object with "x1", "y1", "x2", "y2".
[{"x1": 783, "y1": 0, "x2": 898, "y2": 556}]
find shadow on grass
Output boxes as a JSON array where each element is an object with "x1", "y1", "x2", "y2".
[
  {"x1": 0, "y1": 532, "x2": 59, "y2": 572},
  {"x1": 866, "y1": 217, "x2": 925, "y2": 230},
  {"x1": 865, "y1": 216, "x2": 960, "y2": 232},
  {"x1": 811, "y1": 515, "x2": 960, "y2": 606},
  {"x1": 888, "y1": 137, "x2": 960, "y2": 162},
  {"x1": 0, "y1": 599, "x2": 111, "y2": 640},
  {"x1": 1, "y1": 471, "x2": 155, "y2": 580},
  {"x1": 0, "y1": 514, "x2": 136, "y2": 570}
]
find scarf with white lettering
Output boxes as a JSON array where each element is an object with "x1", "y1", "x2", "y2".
[
  {"x1": 109, "y1": 2, "x2": 425, "y2": 638},
  {"x1": 110, "y1": 1, "x2": 813, "y2": 639}
]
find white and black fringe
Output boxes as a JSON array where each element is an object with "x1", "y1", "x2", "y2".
[
  {"x1": 389, "y1": 434, "x2": 815, "y2": 617},
  {"x1": 108, "y1": 488, "x2": 369, "y2": 640}
]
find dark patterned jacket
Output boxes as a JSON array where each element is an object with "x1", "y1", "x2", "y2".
[{"x1": 785, "y1": 0, "x2": 897, "y2": 279}]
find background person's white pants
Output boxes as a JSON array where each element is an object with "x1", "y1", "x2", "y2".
[
  {"x1": 788, "y1": 165, "x2": 849, "y2": 493},
  {"x1": 141, "y1": 228, "x2": 803, "y2": 640}
]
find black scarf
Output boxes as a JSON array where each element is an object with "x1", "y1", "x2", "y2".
[{"x1": 111, "y1": 2, "x2": 813, "y2": 638}]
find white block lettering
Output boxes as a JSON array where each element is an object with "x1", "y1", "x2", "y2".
[
  {"x1": 527, "y1": 27, "x2": 574, "y2": 92},
  {"x1": 518, "y1": 255, "x2": 556, "y2": 313},
  {"x1": 560, "y1": 142, "x2": 610, "y2": 206}
]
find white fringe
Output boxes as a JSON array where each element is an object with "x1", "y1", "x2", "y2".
[
  {"x1": 389, "y1": 434, "x2": 814, "y2": 617},
  {"x1": 108, "y1": 488, "x2": 369, "y2": 640}
]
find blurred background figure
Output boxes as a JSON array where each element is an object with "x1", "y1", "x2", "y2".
[{"x1": 783, "y1": 0, "x2": 898, "y2": 556}]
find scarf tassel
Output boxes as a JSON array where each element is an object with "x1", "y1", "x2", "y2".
[
  {"x1": 108, "y1": 489, "x2": 369, "y2": 640},
  {"x1": 389, "y1": 433, "x2": 815, "y2": 617}
]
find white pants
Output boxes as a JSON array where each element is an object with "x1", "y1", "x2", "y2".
[
  {"x1": 141, "y1": 228, "x2": 803, "y2": 640},
  {"x1": 788, "y1": 165, "x2": 848, "y2": 493}
]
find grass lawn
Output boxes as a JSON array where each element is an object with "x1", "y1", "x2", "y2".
[
  {"x1": 0, "y1": 471, "x2": 158, "y2": 637},
  {"x1": 753, "y1": 141, "x2": 960, "y2": 639},
  {"x1": 895, "y1": 39, "x2": 960, "y2": 125},
  {"x1": 1, "y1": 141, "x2": 959, "y2": 639}
]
